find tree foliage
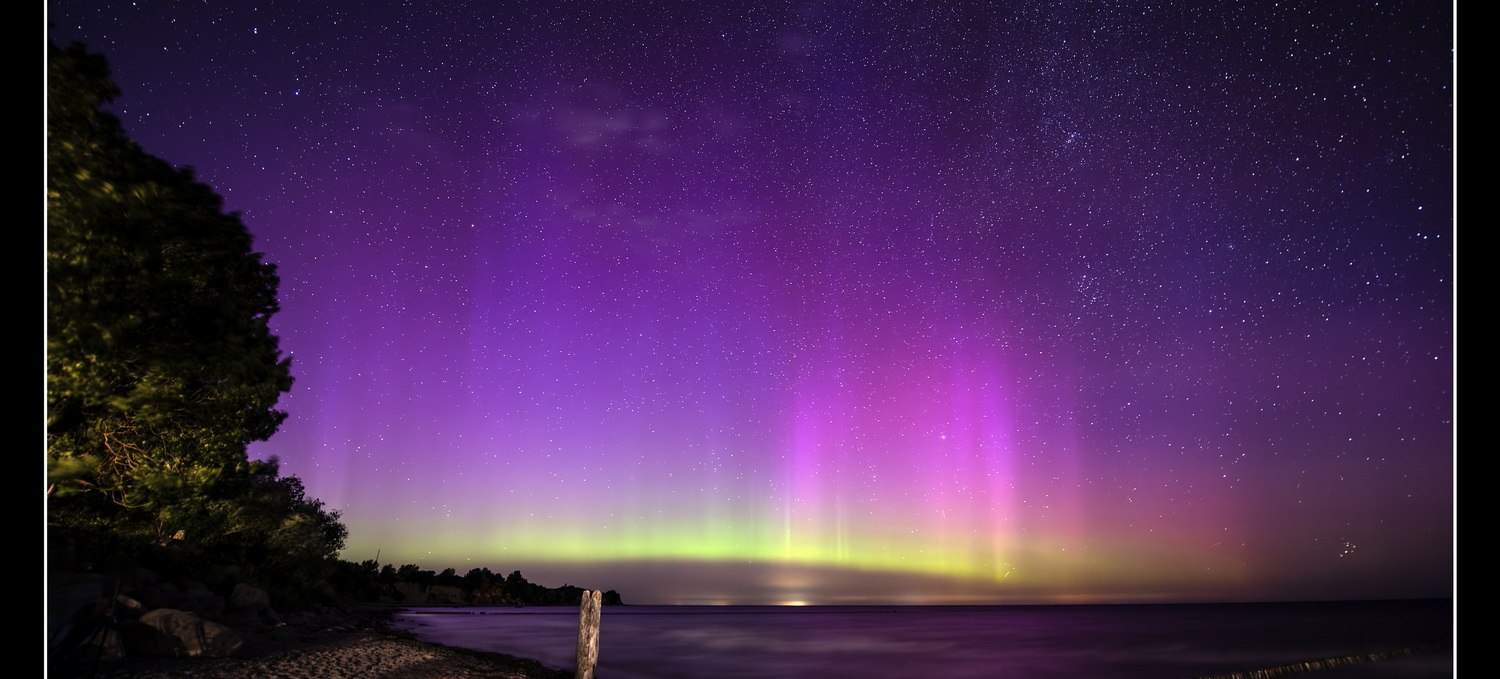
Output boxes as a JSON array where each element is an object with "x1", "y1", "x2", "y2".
[
  {"x1": 324, "y1": 563, "x2": 624, "y2": 606},
  {"x1": 47, "y1": 43, "x2": 344, "y2": 604}
]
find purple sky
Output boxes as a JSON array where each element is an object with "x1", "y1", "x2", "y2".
[{"x1": 48, "y1": 1, "x2": 1453, "y2": 604}]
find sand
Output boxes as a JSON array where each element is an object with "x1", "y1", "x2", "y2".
[{"x1": 56, "y1": 608, "x2": 573, "y2": 679}]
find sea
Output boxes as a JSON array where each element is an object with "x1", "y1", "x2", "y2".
[{"x1": 392, "y1": 600, "x2": 1452, "y2": 678}]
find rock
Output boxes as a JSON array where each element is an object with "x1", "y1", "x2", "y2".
[
  {"x1": 230, "y1": 583, "x2": 270, "y2": 610},
  {"x1": 229, "y1": 583, "x2": 280, "y2": 624},
  {"x1": 219, "y1": 607, "x2": 267, "y2": 632},
  {"x1": 132, "y1": 583, "x2": 166, "y2": 609},
  {"x1": 267, "y1": 624, "x2": 298, "y2": 641},
  {"x1": 163, "y1": 584, "x2": 225, "y2": 619},
  {"x1": 114, "y1": 594, "x2": 147, "y2": 620},
  {"x1": 124, "y1": 608, "x2": 243, "y2": 658}
]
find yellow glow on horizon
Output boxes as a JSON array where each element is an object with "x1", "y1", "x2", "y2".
[{"x1": 345, "y1": 514, "x2": 1250, "y2": 601}]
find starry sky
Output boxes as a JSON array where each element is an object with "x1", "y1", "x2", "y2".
[{"x1": 47, "y1": 1, "x2": 1453, "y2": 605}]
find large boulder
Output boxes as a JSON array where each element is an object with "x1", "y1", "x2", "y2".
[
  {"x1": 161, "y1": 581, "x2": 224, "y2": 619},
  {"x1": 229, "y1": 583, "x2": 280, "y2": 625},
  {"x1": 131, "y1": 582, "x2": 166, "y2": 609},
  {"x1": 123, "y1": 608, "x2": 243, "y2": 658},
  {"x1": 229, "y1": 583, "x2": 270, "y2": 610}
]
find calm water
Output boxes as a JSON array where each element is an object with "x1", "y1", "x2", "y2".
[{"x1": 392, "y1": 600, "x2": 1452, "y2": 678}]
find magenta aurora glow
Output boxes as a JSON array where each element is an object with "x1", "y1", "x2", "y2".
[{"x1": 47, "y1": 1, "x2": 1454, "y2": 604}]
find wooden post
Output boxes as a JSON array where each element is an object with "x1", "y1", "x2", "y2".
[{"x1": 575, "y1": 589, "x2": 602, "y2": 679}]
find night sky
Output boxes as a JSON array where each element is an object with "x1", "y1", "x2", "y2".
[{"x1": 47, "y1": 1, "x2": 1453, "y2": 605}]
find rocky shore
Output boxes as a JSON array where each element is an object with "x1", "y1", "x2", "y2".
[
  {"x1": 48, "y1": 572, "x2": 572, "y2": 679},
  {"x1": 54, "y1": 604, "x2": 571, "y2": 679}
]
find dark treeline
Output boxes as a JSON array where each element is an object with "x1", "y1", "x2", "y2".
[{"x1": 330, "y1": 561, "x2": 624, "y2": 607}]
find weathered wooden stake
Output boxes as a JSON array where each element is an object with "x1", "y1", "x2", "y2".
[{"x1": 575, "y1": 589, "x2": 602, "y2": 679}]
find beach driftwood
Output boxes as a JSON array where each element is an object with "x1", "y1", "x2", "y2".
[{"x1": 575, "y1": 589, "x2": 602, "y2": 679}]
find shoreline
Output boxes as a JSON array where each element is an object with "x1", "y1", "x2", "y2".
[
  {"x1": 59, "y1": 602, "x2": 1450, "y2": 678},
  {"x1": 60, "y1": 606, "x2": 572, "y2": 679}
]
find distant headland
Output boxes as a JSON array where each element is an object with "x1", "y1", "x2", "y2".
[{"x1": 331, "y1": 561, "x2": 624, "y2": 607}]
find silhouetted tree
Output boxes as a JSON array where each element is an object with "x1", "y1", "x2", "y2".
[{"x1": 46, "y1": 43, "x2": 342, "y2": 605}]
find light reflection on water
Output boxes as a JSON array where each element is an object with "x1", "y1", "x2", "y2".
[{"x1": 393, "y1": 601, "x2": 1451, "y2": 679}]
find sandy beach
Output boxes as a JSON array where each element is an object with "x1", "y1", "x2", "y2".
[{"x1": 58, "y1": 609, "x2": 572, "y2": 679}]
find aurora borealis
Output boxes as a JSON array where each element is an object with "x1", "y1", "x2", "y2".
[{"x1": 47, "y1": 1, "x2": 1453, "y2": 604}]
